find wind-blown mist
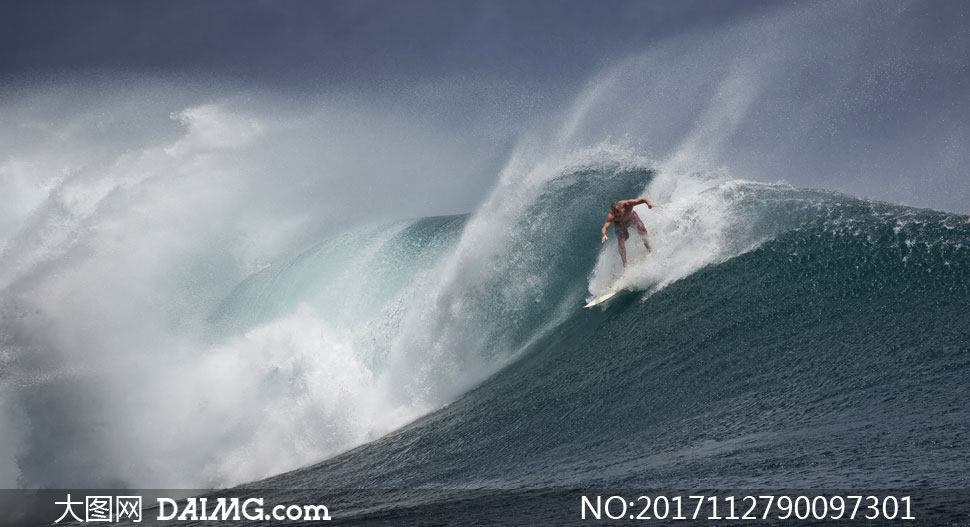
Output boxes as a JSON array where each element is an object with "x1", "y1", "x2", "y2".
[
  {"x1": 0, "y1": 86, "x2": 512, "y2": 488},
  {"x1": 545, "y1": 1, "x2": 970, "y2": 214},
  {"x1": 2, "y1": 0, "x2": 969, "y2": 490}
]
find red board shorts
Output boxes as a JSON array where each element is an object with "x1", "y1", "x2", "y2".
[{"x1": 614, "y1": 211, "x2": 647, "y2": 241}]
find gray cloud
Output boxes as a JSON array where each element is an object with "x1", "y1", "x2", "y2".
[{"x1": 0, "y1": 1, "x2": 775, "y2": 86}]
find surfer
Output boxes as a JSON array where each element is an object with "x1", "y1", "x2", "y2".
[{"x1": 600, "y1": 197, "x2": 655, "y2": 267}]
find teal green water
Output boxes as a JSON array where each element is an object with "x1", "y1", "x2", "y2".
[
  {"x1": 187, "y1": 167, "x2": 970, "y2": 525},
  {"x1": 288, "y1": 191, "x2": 968, "y2": 487},
  {"x1": 226, "y1": 175, "x2": 966, "y2": 474}
]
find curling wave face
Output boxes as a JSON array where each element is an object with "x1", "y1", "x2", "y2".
[
  {"x1": 257, "y1": 179, "x2": 970, "y2": 495},
  {"x1": 2, "y1": 141, "x2": 969, "y2": 493}
]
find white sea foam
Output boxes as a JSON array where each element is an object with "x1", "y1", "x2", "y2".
[
  {"x1": 0, "y1": 91, "x2": 503, "y2": 489},
  {"x1": 588, "y1": 178, "x2": 768, "y2": 299}
]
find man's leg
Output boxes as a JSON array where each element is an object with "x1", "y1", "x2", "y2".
[
  {"x1": 634, "y1": 212, "x2": 650, "y2": 252},
  {"x1": 617, "y1": 236, "x2": 628, "y2": 267},
  {"x1": 640, "y1": 231, "x2": 651, "y2": 252}
]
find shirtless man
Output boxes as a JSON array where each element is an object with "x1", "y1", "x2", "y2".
[{"x1": 600, "y1": 197, "x2": 656, "y2": 267}]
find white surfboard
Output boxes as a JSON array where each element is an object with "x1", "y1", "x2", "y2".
[
  {"x1": 586, "y1": 243, "x2": 653, "y2": 308},
  {"x1": 584, "y1": 275, "x2": 628, "y2": 308},
  {"x1": 584, "y1": 287, "x2": 622, "y2": 308}
]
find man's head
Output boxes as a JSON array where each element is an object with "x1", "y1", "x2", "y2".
[{"x1": 610, "y1": 201, "x2": 624, "y2": 215}]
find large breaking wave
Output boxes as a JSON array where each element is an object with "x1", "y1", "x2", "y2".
[{"x1": 2, "y1": 0, "x2": 969, "y2": 498}]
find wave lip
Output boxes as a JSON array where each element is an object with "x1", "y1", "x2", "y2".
[{"x1": 254, "y1": 182, "x2": 970, "y2": 494}]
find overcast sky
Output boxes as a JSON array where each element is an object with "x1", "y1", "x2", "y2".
[
  {"x1": 2, "y1": 0, "x2": 969, "y2": 214},
  {"x1": 1, "y1": 1, "x2": 776, "y2": 87}
]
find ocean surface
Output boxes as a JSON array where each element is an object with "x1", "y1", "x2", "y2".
[
  {"x1": 2, "y1": 153, "x2": 969, "y2": 526},
  {"x1": 202, "y1": 164, "x2": 969, "y2": 524}
]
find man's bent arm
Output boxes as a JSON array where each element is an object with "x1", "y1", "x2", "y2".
[{"x1": 628, "y1": 197, "x2": 655, "y2": 208}]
